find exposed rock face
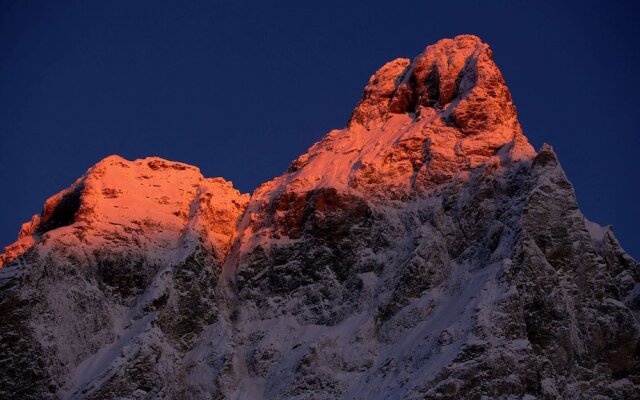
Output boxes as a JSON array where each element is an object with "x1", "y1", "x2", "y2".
[
  {"x1": 349, "y1": 35, "x2": 528, "y2": 164},
  {"x1": 1, "y1": 35, "x2": 638, "y2": 399},
  {"x1": 0, "y1": 156, "x2": 248, "y2": 399}
]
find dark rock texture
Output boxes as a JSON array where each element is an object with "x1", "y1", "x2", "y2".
[{"x1": 1, "y1": 35, "x2": 638, "y2": 399}]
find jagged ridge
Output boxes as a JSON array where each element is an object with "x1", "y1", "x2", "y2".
[{"x1": 1, "y1": 35, "x2": 638, "y2": 400}]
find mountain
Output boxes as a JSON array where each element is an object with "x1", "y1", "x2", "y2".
[{"x1": 1, "y1": 35, "x2": 638, "y2": 400}]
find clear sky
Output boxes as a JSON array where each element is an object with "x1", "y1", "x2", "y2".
[{"x1": 1, "y1": 1, "x2": 638, "y2": 258}]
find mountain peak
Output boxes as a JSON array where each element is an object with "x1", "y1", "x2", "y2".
[
  {"x1": 0, "y1": 155, "x2": 249, "y2": 268},
  {"x1": 349, "y1": 35, "x2": 520, "y2": 134},
  {"x1": 1, "y1": 35, "x2": 639, "y2": 400},
  {"x1": 350, "y1": 35, "x2": 520, "y2": 135},
  {"x1": 265, "y1": 36, "x2": 535, "y2": 201}
]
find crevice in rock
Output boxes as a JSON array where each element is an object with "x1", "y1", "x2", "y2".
[{"x1": 37, "y1": 185, "x2": 83, "y2": 234}]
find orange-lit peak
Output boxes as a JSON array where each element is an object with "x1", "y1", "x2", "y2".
[
  {"x1": 349, "y1": 34, "x2": 517, "y2": 132},
  {"x1": 256, "y1": 35, "x2": 535, "y2": 203},
  {"x1": 0, "y1": 155, "x2": 249, "y2": 268},
  {"x1": 2, "y1": 36, "x2": 535, "y2": 269}
]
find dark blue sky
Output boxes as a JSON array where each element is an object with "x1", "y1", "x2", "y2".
[{"x1": 1, "y1": 1, "x2": 638, "y2": 258}]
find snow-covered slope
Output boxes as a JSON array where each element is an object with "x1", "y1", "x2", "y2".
[
  {"x1": 1, "y1": 35, "x2": 638, "y2": 399},
  {"x1": 0, "y1": 155, "x2": 249, "y2": 399}
]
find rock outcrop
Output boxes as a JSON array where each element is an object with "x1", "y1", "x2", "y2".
[
  {"x1": 1, "y1": 35, "x2": 638, "y2": 400},
  {"x1": 0, "y1": 155, "x2": 248, "y2": 399}
]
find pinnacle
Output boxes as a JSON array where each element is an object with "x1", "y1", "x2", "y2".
[{"x1": 349, "y1": 34, "x2": 519, "y2": 137}]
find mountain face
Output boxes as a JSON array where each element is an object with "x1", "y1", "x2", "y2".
[{"x1": 1, "y1": 35, "x2": 638, "y2": 400}]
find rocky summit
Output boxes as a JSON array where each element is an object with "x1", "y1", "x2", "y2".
[{"x1": 1, "y1": 35, "x2": 638, "y2": 400}]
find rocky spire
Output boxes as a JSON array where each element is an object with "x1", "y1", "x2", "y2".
[
  {"x1": 349, "y1": 35, "x2": 521, "y2": 137},
  {"x1": 269, "y1": 35, "x2": 536, "y2": 202}
]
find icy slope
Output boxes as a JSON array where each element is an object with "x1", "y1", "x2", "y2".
[{"x1": 224, "y1": 144, "x2": 639, "y2": 399}]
